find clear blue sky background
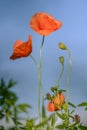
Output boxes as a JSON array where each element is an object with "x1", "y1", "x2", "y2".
[{"x1": 0, "y1": 0, "x2": 87, "y2": 122}]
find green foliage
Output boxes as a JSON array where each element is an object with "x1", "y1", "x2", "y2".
[
  {"x1": 68, "y1": 102, "x2": 76, "y2": 108},
  {"x1": 0, "y1": 78, "x2": 18, "y2": 124},
  {"x1": 17, "y1": 104, "x2": 31, "y2": 113},
  {"x1": 0, "y1": 78, "x2": 31, "y2": 130},
  {"x1": 42, "y1": 103, "x2": 46, "y2": 119},
  {"x1": 78, "y1": 125, "x2": 87, "y2": 130},
  {"x1": 77, "y1": 102, "x2": 87, "y2": 111},
  {"x1": 0, "y1": 126, "x2": 4, "y2": 130},
  {"x1": 78, "y1": 102, "x2": 87, "y2": 107}
]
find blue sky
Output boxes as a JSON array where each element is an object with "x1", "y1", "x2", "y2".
[{"x1": 0, "y1": 0, "x2": 87, "y2": 122}]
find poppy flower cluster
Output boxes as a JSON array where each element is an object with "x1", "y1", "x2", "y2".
[
  {"x1": 10, "y1": 12, "x2": 62, "y2": 60},
  {"x1": 47, "y1": 93, "x2": 65, "y2": 112}
]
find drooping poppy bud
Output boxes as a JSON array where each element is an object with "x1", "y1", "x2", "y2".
[
  {"x1": 59, "y1": 42, "x2": 67, "y2": 50},
  {"x1": 59, "y1": 56, "x2": 64, "y2": 64},
  {"x1": 46, "y1": 93, "x2": 51, "y2": 100}
]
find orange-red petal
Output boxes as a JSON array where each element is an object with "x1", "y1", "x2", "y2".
[
  {"x1": 54, "y1": 93, "x2": 65, "y2": 107},
  {"x1": 10, "y1": 35, "x2": 32, "y2": 60},
  {"x1": 30, "y1": 12, "x2": 62, "y2": 36},
  {"x1": 46, "y1": 102, "x2": 58, "y2": 112}
]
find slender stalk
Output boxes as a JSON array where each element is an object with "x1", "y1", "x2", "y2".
[
  {"x1": 66, "y1": 48, "x2": 72, "y2": 126},
  {"x1": 38, "y1": 36, "x2": 45, "y2": 120},
  {"x1": 56, "y1": 63, "x2": 64, "y2": 90},
  {"x1": 30, "y1": 36, "x2": 45, "y2": 121},
  {"x1": 30, "y1": 55, "x2": 39, "y2": 68},
  {"x1": 6, "y1": 115, "x2": 10, "y2": 130}
]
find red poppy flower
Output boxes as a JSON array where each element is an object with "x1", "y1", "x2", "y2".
[
  {"x1": 10, "y1": 35, "x2": 32, "y2": 60},
  {"x1": 30, "y1": 12, "x2": 62, "y2": 36},
  {"x1": 46, "y1": 93, "x2": 65, "y2": 112}
]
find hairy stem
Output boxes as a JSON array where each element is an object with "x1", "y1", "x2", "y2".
[
  {"x1": 66, "y1": 48, "x2": 72, "y2": 125},
  {"x1": 38, "y1": 36, "x2": 45, "y2": 120},
  {"x1": 56, "y1": 63, "x2": 64, "y2": 90}
]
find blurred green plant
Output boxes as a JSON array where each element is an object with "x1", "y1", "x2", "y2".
[{"x1": 0, "y1": 78, "x2": 31, "y2": 130}]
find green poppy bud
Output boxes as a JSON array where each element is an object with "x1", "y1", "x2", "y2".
[
  {"x1": 46, "y1": 93, "x2": 51, "y2": 100},
  {"x1": 59, "y1": 42, "x2": 67, "y2": 50},
  {"x1": 59, "y1": 56, "x2": 64, "y2": 64},
  {"x1": 51, "y1": 86, "x2": 57, "y2": 92}
]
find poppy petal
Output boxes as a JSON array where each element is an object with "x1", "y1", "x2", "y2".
[
  {"x1": 10, "y1": 35, "x2": 32, "y2": 60},
  {"x1": 30, "y1": 12, "x2": 62, "y2": 36}
]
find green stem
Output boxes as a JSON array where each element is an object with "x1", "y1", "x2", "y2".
[
  {"x1": 56, "y1": 63, "x2": 64, "y2": 90},
  {"x1": 30, "y1": 36, "x2": 45, "y2": 121},
  {"x1": 66, "y1": 48, "x2": 72, "y2": 125},
  {"x1": 38, "y1": 36, "x2": 45, "y2": 120},
  {"x1": 6, "y1": 114, "x2": 10, "y2": 130},
  {"x1": 30, "y1": 55, "x2": 39, "y2": 68}
]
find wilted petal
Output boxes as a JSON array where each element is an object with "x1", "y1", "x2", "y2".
[{"x1": 10, "y1": 35, "x2": 32, "y2": 60}]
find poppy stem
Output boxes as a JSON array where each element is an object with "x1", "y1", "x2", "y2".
[
  {"x1": 30, "y1": 55, "x2": 39, "y2": 68},
  {"x1": 38, "y1": 35, "x2": 45, "y2": 121},
  {"x1": 41, "y1": 35, "x2": 45, "y2": 46},
  {"x1": 56, "y1": 63, "x2": 64, "y2": 90},
  {"x1": 66, "y1": 48, "x2": 72, "y2": 125}
]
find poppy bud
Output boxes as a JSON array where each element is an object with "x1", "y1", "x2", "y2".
[
  {"x1": 59, "y1": 42, "x2": 67, "y2": 50},
  {"x1": 59, "y1": 56, "x2": 64, "y2": 64},
  {"x1": 51, "y1": 86, "x2": 57, "y2": 92},
  {"x1": 74, "y1": 114, "x2": 80, "y2": 123},
  {"x1": 46, "y1": 93, "x2": 51, "y2": 100}
]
